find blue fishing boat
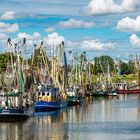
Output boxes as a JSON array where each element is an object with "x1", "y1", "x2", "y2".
[
  {"x1": 34, "y1": 42, "x2": 68, "y2": 112},
  {"x1": 35, "y1": 101, "x2": 67, "y2": 112},
  {"x1": 35, "y1": 85, "x2": 67, "y2": 112}
]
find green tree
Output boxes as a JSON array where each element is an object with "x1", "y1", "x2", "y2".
[
  {"x1": 0, "y1": 53, "x2": 10, "y2": 70},
  {"x1": 0, "y1": 52, "x2": 23, "y2": 71},
  {"x1": 120, "y1": 61, "x2": 129, "y2": 75},
  {"x1": 120, "y1": 60, "x2": 135, "y2": 75},
  {"x1": 93, "y1": 55, "x2": 114, "y2": 74},
  {"x1": 127, "y1": 60, "x2": 135, "y2": 74}
]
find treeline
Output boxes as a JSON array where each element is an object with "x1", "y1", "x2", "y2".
[
  {"x1": 0, "y1": 53, "x2": 30, "y2": 70},
  {"x1": 0, "y1": 53, "x2": 136, "y2": 75},
  {"x1": 93, "y1": 55, "x2": 135, "y2": 75}
]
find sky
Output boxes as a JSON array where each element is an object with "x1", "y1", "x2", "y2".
[{"x1": 0, "y1": 0, "x2": 140, "y2": 61}]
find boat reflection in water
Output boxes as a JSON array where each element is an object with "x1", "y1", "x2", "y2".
[
  {"x1": 0, "y1": 95, "x2": 140, "y2": 140},
  {"x1": 0, "y1": 109, "x2": 69, "y2": 140},
  {"x1": 33, "y1": 109, "x2": 69, "y2": 140}
]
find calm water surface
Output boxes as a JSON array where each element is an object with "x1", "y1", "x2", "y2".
[{"x1": 0, "y1": 94, "x2": 140, "y2": 140}]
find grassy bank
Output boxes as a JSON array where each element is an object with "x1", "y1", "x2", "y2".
[{"x1": 92, "y1": 74, "x2": 137, "y2": 84}]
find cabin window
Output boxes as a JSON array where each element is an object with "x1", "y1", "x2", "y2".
[{"x1": 42, "y1": 92, "x2": 45, "y2": 96}]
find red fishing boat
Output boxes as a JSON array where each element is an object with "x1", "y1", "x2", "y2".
[{"x1": 117, "y1": 84, "x2": 140, "y2": 94}]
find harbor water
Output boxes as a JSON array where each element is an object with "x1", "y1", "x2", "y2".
[{"x1": 0, "y1": 94, "x2": 140, "y2": 140}]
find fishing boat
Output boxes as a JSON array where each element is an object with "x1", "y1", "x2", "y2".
[
  {"x1": 0, "y1": 38, "x2": 34, "y2": 122},
  {"x1": 116, "y1": 82, "x2": 140, "y2": 94},
  {"x1": 115, "y1": 54, "x2": 140, "y2": 94},
  {"x1": 0, "y1": 92, "x2": 33, "y2": 122},
  {"x1": 92, "y1": 82, "x2": 117, "y2": 97},
  {"x1": 117, "y1": 87, "x2": 140, "y2": 94},
  {"x1": 66, "y1": 86, "x2": 83, "y2": 106},
  {"x1": 34, "y1": 41, "x2": 68, "y2": 112},
  {"x1": 86, "y1": 84, "x2": 95, "y2": 96},
  {"x1": 35, "y1": 85, "x2": 67, "y2": 112},
  {"x1": 66, "y1": 51, "x2": 86, "y2": 106},
  {"x1": 93, "y1": 89, "x2": 117, "y2": 97}
]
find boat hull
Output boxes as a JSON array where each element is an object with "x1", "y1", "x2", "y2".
[
  {"x1": 86, "y1": 92, "x2": 94, "y2": 96},
  {"x1": 0, "y1": 113, "x2": 29, "y2": 122},
  {"x1": 0, "y1": 107, "x2": 33, "y2": 122},
  {"x1": 67, "y1": 100, "x2": 81, "y2": 106},
  {"x1": 117, "y1": 89, "x2": 140, "y2": 94},
  {"x1": 67, "y1": 96, "x2": 83, "y2": 106},
  {"x1": 93, "y1": 91, "x2": 117, "y2": 97},
  {"x1": 35, "y1": 101, "x2": 67, "y2": 112}
]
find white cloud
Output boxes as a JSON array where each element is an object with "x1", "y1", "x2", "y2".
[
  {"x1": 130, "y1": 34, "x2": 140, "y2": 46},
  {"x1": 65, "y1": 39, "x2": 115, "y2": 50},
  {"x1": 0, "y1": 32, "x2": 41, "y2": 53},
  {"x1": 17, "y1": 32, "x2": 41, "y2": 40},
  {"x1": 116, "y1": 16, "x2": 140, "y2": 32},
  {"x1": 0, "y1": 33, "x2": 8, "y2": 39},
  {"x1": 1, "y1": 11, "x2": 16, "y2": 20},
  {"x1": 59, "y1": 18, "x2": 95, "y2": 29},
  {"x1": 65, "y1": 40, "x2": 80, "y2": 49},
  {"x1": 81, "y1": 39, "x2": 115, "y2": 50},
  {"x1": 87, "y1": 0, "x2": 140, "y2": 15},
  {"x1": 0, "y1": 22, "x2": 19, "y2": 33},
  {"x1": 44, "y1": 27, "x2": 55, "y2": 33},
  {"x1": 45, "y1": 32, "x2": 65, "y2": 46},
  {"x1": 121, "y1": 0, "x2": 140, "y2": 12}
]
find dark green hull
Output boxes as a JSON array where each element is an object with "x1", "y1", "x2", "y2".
[
  {"x1": 93, "y1": 90, "x2": 117, "y2": 96},
  {"x1": 0, "y1": 108, "x2": 30, "y2": 122},
  {"x1": 67, "y1": 96, "x2": 83, "y2": 106},
  {"x1": 0, "y1": 113, "x2": 29, "y2": 122}
]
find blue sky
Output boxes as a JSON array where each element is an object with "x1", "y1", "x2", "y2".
[{"x1": 0, "y1": 0, "x2": 140, "y2": 61}]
